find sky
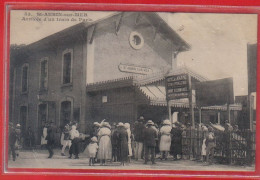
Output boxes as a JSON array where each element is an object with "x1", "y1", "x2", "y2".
[{"x1": 10, "y1": 10, "x2": 258, "y2": 96}]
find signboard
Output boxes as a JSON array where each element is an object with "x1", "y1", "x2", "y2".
[
  {"x1": 195, "y1": 77, "x2": 234, "y2": 106},
  {"x1": 166, "y1": 73, "x2": 190, "y2": 100},
  {"x1": 118, "y1": 64, "x2": 153, "y2": 75}
]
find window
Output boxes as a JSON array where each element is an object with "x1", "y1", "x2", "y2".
[
  {"x1": 40, "y1": 58, "x2": 48, "y2": 90},
  {"x1": 20, "y1": 106, "x2": 27, "y2": 135},
  {"x1": 21, "y1": 64, "x2": 29, "y2": 93},
  {"x1": 129, "y1": 31, "x2": 144, "y2": 50},
  {"x1": 62, "y1": 49, "x2": 73, "y2": 85},
  {"x1": 38, "y1": 103, "x2": 48, "y2": 127},
  {"x1": 60, "y1": 101, "x2": 72, "y2": 127}
]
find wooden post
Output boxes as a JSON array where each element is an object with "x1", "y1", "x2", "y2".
[
  {"x1": 167, "y1": 100, "x2": 172, "y2": 125},
  {"x1": 188, "y1": 75, "x2": 195, "y2": 128},
  {"x1": 227, "y1": 104, "x2": 231, "y2": 124},
  {"x1": 218, "y1": 112, "x2": 221, "y2": 124},
  {"x1": 199, "y1": 107, "x2": 202, "y2": 124}
]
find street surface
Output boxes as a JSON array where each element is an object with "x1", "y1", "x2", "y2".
[{"x1": 8, "y1": 149, "x2": 255, "y2": 171}]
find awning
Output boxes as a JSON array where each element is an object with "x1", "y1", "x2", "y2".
[
  {"x1": 138, "y1": 85, "x2": 194, "y2": 108},
  {"x1": 201, "y1": 104, "x2": 242, "y2": 111}
]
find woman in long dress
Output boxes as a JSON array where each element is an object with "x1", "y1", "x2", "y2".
[
  {"x1": 117, "y1": 122, "x2": 128, "y2": 166},
  {"x1": 159, "y1": 119, "x2": 172, "y2": 160},
  {"x1": 201, "y1": 125, "x2": 208, "y2": 162},
  {"x1": 97, "y1": 122, "x2": 112, "y2": 165},
  {"x1": 124, "y1": 123, "x2": 132, "y2": 162},
  {"x1": 41, "y1": 124, "x2": 48, "y2": 149},
  {"x1": 170, "y1": 124, "x2": 183, "y2": 160}
]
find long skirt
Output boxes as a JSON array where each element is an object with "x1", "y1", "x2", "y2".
[
  {"x1": 119, "y1": 142, "x2": 128, "y2": 162},
  {"x1": 128, "y1": 143, "x2": 132, "y2": 156},
  {"x1": 97, "y1": 136, "x2": 112, "y2": 160},
  {"x1": 41, "y1": 136, "x2": 47, "y2": 145},
  {"x1": 201, "y1": 139, "x2": 206, "y2": 156},
  {"x1": 159, "y1": 135, "x2": 171, "y2": 151}
]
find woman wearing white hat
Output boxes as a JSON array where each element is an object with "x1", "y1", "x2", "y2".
[
  {"x1": 159, "y1": 119, "x2": 172, "y2": 160},
  {"x1": 97, "y1": 122, "x2": 112, "y2": 165}
]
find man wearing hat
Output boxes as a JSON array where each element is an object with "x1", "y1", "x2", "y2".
[
  {"x1": 223, "y1": 120, "x2": 233, "y2": 164},
  {"x1": 45, "y1": 122, "x2": 55, "y2": 158},
  {"x1": 143, "y1": 120, "x2": 158, "y2": 164},
  {"x1": 111, "y1": 122, "x2": 119, "y2": 162},
  {"x1": 133, "y1": 116, "x2": 145, "y2": 160},
  {"x1": 9, "y1": 123, "x2": 19, "y2": 161}
]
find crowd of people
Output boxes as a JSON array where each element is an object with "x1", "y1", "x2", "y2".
[
  {"x1": 9, "y1": 116, "x2": 246, "y2": 166},
  {"x1": 39, "y1": 116, "x2": 219, "y2": 166}
]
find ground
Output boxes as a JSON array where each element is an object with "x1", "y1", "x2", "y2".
[{"x1": 7, "y1": 149, "x2": 255, "y2": 172}]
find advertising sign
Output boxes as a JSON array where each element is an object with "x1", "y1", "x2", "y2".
[
  {"x1": 195, "y1": 77, "x2": 234, "y2": 106},
  {"x1": 166, "y1": 73, "x2": 190, "y2": 100}
]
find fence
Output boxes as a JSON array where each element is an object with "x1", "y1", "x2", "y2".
[{"x1": 182, "y1": 129, "x2": 256, "y2": 165}]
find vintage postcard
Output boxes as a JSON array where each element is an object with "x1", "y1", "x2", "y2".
[{"x1": 6, "y1": 9, "x2": 257, "y2": 172}]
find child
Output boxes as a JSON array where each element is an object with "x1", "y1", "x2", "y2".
[{"x1": 86, "y1": 136, "x2": 99, "y2": 166}]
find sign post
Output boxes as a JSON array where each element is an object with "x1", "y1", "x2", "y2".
[
  {"x1": 188, "y1": 75, "x2": 195, "y2": 128},
  {"x1": 165, "y1": 73, "x2": 191, "y2": 125}
]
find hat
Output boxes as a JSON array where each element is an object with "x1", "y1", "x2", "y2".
[
  {"x1": 117, "y1": 122, "x2": 124, "y2": 127},
  {"x1": 163, "y1": 119, "x2": 171, "y2": 125},
  {"x1": 124, "y1": 123, "x2": 130, "y2": 129},
  {"x1": 139, "y1": 116, "x2": 144, "y2": 120},
  {"x1": 112, "y1": 122, "x2": 117, "y2": 126},
  {"x1": 208, "y1": 126, "x2": 213, "y2": 132},
  {"x1": 91, "y1": 136, "x2": 98, "y2": 142},
  {"x1": 16, "y1": 124, "x2": 21, "y2": 128},
  {"x1": 102, "y1": 122, "x2": 111, "y2": 129},
  {"x1": 146, "y1": 120, "x2": 154, "y2": 125},
  {"x1": 93, "y1": 122, "x2": 100, "y2": 127}
]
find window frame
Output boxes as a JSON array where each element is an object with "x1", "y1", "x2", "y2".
[
  {"x1": 37, "y1": 102, "x2": 49, "y2": 129},
  {"x1": 61, "y1": 48, "x2": 73, "y2": 86},
  {"x1": 59, "y1": 97, "x2": 74, "y2": 127},
  {"x1": 39, "y1": 57, "x2": 49, "y2": 91},
  {"x1": 21, "y1": 63, "x2": 29, "y2": 94},
  {"x1": 19, "y1": 105, "x2": 28, "y2": 132}
]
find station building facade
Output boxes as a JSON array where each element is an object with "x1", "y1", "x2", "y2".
[{"x1": 9, "y1": 12, "x2": 242, "y2": 144}]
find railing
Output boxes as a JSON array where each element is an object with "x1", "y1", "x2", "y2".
[{"x1": 181, "y1": 129, "x2": 256, "y2": 165}]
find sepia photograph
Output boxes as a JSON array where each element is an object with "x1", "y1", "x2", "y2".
[{"x1": 7, "y1": 9, "x2": 257, "y2": 172}]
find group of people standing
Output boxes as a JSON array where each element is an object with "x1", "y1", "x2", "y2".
[
  {"x1": 86, "y1": 121, "x2": 132, "y2": 166},
  {"x1": 9, "y1": 115, "x2": 218, "y2": 166},
  {"x1": 42, "y1": 121, "x2": 81, "y2": 159},
  {"x1": 84, "y1": 116, "x2": 185, "y2": 165}
]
